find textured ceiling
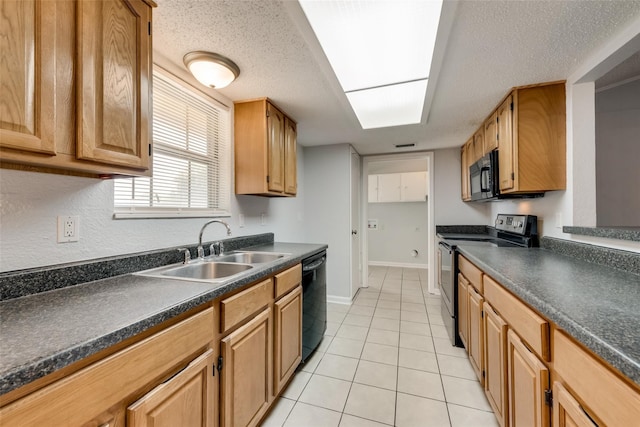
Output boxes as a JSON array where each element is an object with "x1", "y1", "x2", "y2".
[{"x1": 153, "y1": 0, "x2": 640, "y2": 155}]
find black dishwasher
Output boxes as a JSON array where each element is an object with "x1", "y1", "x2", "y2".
[{"x1": 301, "y1": 250, "x2": 327, "y2": 362}]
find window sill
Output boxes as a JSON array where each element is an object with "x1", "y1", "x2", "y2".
[{"x1": 113, "y1": 210, "x2": 231, "y2": 220}]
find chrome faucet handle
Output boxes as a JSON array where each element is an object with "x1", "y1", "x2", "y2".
[
  {"x1": 210, "y1": 242, "x2": 221, "y2": 256},
  {"x1": 177, "y1": 248, "x2": 191, "y2": 264},
  {"x1": 196, "y1": 245, "x2": 205, "y2": 259}
]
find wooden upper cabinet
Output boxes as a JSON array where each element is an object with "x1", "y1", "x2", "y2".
[
  {"x1": 471, "y1": 127, "x2": 485, "y2": 163},
  {"x1": 284, "y1": 118, "x2": 297, "y2": 195},
  {"x1": 76, "y1": 0, "x2": 152, "y2": 170},
  {"x1": 234, "y1": 98, "x2": 297, "y2": 197},
  {"x1": 0, "y1": 0, "x2": 57, "y2": 155},
  {"x1": 484, "y1": 111, "x2": 498, "y2": 154},
  {"x1": 497, "y1": 95, "x2": 515, "y2": 191},
  {"x1": 499, "y1": 83, "x2": 566, "y2": 194},
  {"x1": 0, "y1": 0, "x2": 155, "y2": 178},
  {"x1": 266, "y1": 103, "x2": 285, "y2": 193},
  {"x1": 460, "y1": 81, "x2": 566, "y2": 200},
  {"x1": 461, "y1": 142, "x2": 470, "y2": 201}
]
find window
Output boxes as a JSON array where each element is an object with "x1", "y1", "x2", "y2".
[{"x1": 114, "y1": 68, "x2": 231, "y2": 218}]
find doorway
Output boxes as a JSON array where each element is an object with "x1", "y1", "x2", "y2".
[{"x1": 361, "y1": 152, "x2": 437, "y2": 294}]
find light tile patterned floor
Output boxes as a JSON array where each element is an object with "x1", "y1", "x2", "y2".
[{"x1": 261, "y1": 266, "x2": 498, "y2": 427}]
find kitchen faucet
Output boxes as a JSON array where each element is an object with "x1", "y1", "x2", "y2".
[{"x1": 197, "y1": 220, "x2": 231, "y2": 259}]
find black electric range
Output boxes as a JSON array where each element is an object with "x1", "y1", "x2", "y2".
[{"x1": 437, "y1": 214, "x2": 539, "y2": 347}]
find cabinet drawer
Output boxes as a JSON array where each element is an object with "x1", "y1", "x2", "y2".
[
  {"x1": 554, "y1": 330, "x2": 640, "y2": 427},
  {"x1": 0, "y1": 308, "x2": 214, "y2": 426},
  {"x1": 274, "y1": 264, "x2": 302, "y2": 299},
  {"x1": 483, "y1": 275, "x2": 549, "y2": 360},
  {"x1": 459, "y1": 255, "x2": 483, "y2": 292},
  {"x1": 221, "y1": 279, "x2": 273, "y2": 334}
]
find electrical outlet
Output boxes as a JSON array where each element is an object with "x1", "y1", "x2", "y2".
[
  {"x1": 238, "y1": 214, "x2": 245, "y2": 228},
  {"x1": 261, "y1": 213, "x2": 266, "y2": 226},
  {"x1": 555, "y1": 212, "x2": 563, "y2": 229},
  {"x1": 57, "y1": 215, "x2": 79, "y2": 243}
]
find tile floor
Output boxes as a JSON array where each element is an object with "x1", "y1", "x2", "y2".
[{"x1": 260, "y1": 266, "x2": 499, "y2": 427}]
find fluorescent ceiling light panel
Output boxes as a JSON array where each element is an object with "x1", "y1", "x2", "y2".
[
  {"x1": 299, "y1": 0, "x2": 443, "y2": 129},
  {"x1": 346, "y1": 79, "x2": 428, "y2": 129}
]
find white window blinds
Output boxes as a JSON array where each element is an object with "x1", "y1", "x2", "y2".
[{"x1": 114, "y1": 68, "x2": 231, "y2": 218}]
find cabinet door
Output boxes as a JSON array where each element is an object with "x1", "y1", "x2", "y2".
[
  {"x1": 484, "y1": 303, "x2": 508, "y2": 427},
  {"x1": 485, "y1": 112, "x2": 498, "y2": 153},
  {"x1": 552, "y1": 382, "x2": 596, "y2": 427},
  {"x1": 468, "y1": 284, "x2": 484, "y2": 385},
  {"x1": 498, "y1": 95, "x2": 515, "y2": 192},
  {"x1": 377, "y1": 173, "x2": 401, "y2": 202},
  {"x1": 507, "y1": 329, "x2": 549, "y2": 427},
  {"x1": 0, "y1": 0, "x2": 57, "y2": 155},
  {"x1": 472, "y1": 128, "x2": 484, "y2": 162},
  {"x1": 266, "y1": 103, "x2": 285, "y2": 193},
  {"x1": 127, "y1": 349, "x2": 215, "y2": 427},
  {"x1": 274, "y1": 285, "x2": 302, "y2": 395},
  {"x1": 284, "y1": 117, "x2": 297, "y2": 195},
  {"x1": 461, "y1": 142, "x2": 470, "y2": 201},
  {"x1": 457, "y1": 273, "x2": 469, "y2": 350},
  {"x1": 401, "y1": 171, "x2": 427, "y2": 202},
  {"x1": 221, "y1": 307, "x2": 273, "y2": 427},
  {"x1": 76, "y1": 0, "x2": 151, "y2": 170}
]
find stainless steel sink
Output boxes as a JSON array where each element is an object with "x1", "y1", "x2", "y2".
[
  {"x1": 215, "y1": 251, "x2": 287, "y2": 264},
  {"x1": 136, "y1": 261, "x2": 253, "y2": 283}
]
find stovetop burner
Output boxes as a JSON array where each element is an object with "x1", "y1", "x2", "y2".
[{"x1": 439, "y1": 214, "x2": 539, "y2": 248}]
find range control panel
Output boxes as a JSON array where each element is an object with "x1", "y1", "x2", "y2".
[{"x1": 495, "y1": 214, "x2": 538, "y2": 236}]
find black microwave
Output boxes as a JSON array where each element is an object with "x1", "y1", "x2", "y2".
[
  {"x1": 469, "y1": 150, "x2": 543, "y2": 201},
  {"x1": 470, "y1": 151, "x2": 496, "y2": 201}
]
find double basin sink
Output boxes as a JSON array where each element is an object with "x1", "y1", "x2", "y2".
[{"x1": 136, "y1": 251, "x2": 289, "y2": 283}]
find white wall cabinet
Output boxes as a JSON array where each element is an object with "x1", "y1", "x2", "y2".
[{"x1": 369, "y1": 172, "x2": 427, "y2": 203}]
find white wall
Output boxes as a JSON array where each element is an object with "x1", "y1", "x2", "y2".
[
  {"x1": 367, "y1": 202, "x2": 428, "y2": 266},
  {"x1": 303, "y1": 144, "x2": 352, "y2": 301},
  {"x1": 0, "y1": 147, "x2": 306, "y2": 272},
  {"x1": 433, "y1": 147, "x2": 489, "y2": 225},
  {"x1": 595, "y1": 78, "x2": 640, "y2": 226}
]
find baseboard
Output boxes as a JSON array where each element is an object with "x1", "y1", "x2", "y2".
[
  {"x1": 368, "y1": 261, "x2": 429, "y2": 269},
  {"x1": 327, "y1": 295, "x2": 353, "y2": 305}
]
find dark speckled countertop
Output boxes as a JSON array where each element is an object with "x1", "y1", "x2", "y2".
[
  {"x1": 454, "y1": 244, "x2": 640, "y2": 387},
  {"x1": 0, "y1": 242, "x2": 326, "y2": 396}
]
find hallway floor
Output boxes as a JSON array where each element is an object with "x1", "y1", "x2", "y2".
[{"x1": 260, "y1": 266, "x2": 499, "y2": 427}]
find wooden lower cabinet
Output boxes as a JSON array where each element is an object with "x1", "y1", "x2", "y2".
[
  {"x1": 484, "y1": 302, "x2": 508, "y2": 427},
  {"x1": 457, "y1": 273, "x2": 469, "y2": 349},
  {"x1": 274, "y1": 285, "x2": 303, "y2": 395},
  {"x1": 0, "y1": 308, "x2": 214, "y2": 426},
  {"x1": 468, "y1": 284, "x2": 484, "y2": 385},
  {"x1": 127, "y1": 349, "x2": 215, "y2": 427},
  {"x1": 552, "y1": 382, "x2": 596, "y2": 427},
  {"x1": 553, "y1": 330, "x2": 640, "y2": 426},
  {"x1": 507, "y1": 329, "x2": 549, "y2": 427},
  {"x1": 220, "y1": 306, "x2": 273, "y2": 427}
]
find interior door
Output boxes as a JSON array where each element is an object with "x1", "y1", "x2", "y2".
[{"x1": 350, "y1": 150, "x2": 361, "y2": 299}]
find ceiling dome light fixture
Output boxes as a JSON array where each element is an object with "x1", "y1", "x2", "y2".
[{"x1": 183, "y1": 51, "x2": 240, "y2": 89}]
